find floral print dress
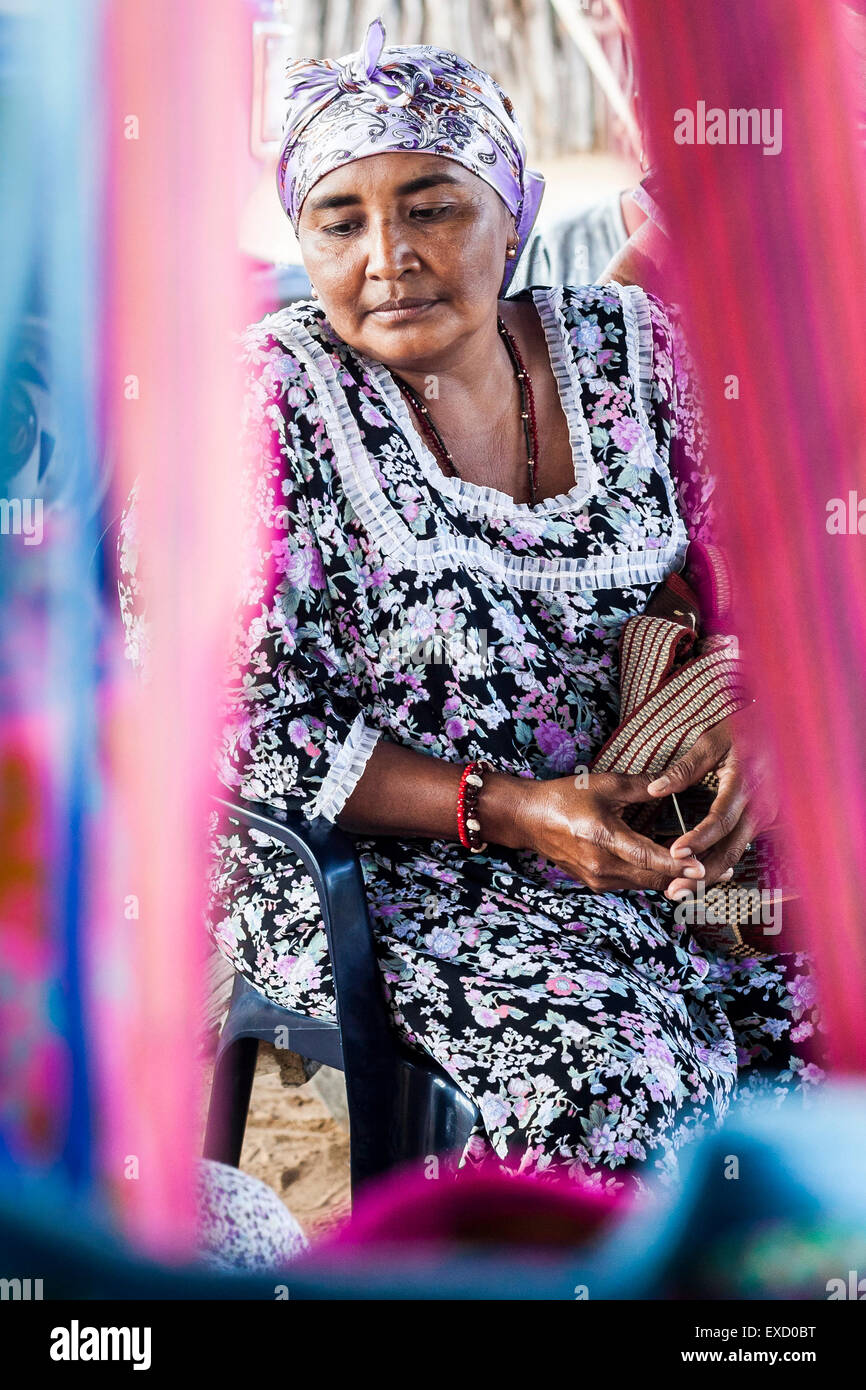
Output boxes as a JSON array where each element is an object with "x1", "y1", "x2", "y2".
[{"x1": 118, "y1": 281, "x2": 823, "y2": 1188}]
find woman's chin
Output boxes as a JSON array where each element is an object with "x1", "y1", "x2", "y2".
[{"x1": 360, "y1": 311, "x2": 454, "y2": 364}]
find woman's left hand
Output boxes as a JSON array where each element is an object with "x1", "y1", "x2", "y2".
[{"x1": 645, "y1": 705, "x2": 780, "y2": 901}]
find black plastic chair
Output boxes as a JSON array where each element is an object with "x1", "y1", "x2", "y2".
[{"x1": 203, "y1": 795, "x2": 479, "y2": 1196}]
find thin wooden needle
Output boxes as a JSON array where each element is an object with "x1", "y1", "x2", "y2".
[{"x1": 670, "y1": 792, "x2": 689, "y2": 838}]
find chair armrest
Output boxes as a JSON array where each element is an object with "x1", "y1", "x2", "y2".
[{"x1": 210, "y1": 795, "x2": 397, "y2": 1071}]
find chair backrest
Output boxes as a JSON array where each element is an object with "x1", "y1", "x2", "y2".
[{"x1": 211, "y1": 795, "x2": 410, "y2": 1180}]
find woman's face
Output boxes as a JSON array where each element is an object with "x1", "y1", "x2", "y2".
[{"x1": 296, "y1": 151, "x2": 515, "y2": 369}]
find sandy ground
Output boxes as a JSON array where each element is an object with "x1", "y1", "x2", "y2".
[
  {"x1": 238, "y1": 1052, "x2": 352, "y2": 1240},
  {"x1": 202, "y1": 952, "x2": 352, "y2": 1240}
]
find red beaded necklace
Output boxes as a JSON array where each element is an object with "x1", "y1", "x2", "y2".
[{"x1": 392, "y1": 316, "x2": 540, "y2": 506}]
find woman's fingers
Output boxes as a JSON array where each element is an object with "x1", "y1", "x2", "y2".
[
  {"x1": 666, "y1": 866, "x2": 733, "y2": 900},
  {"x1": 645, "y1": 728, "x2": 728, "y2": 801},
  {"x1": 652, "y1": 711, "x2": 778, "y2": 866},
  {"x1": 699, "y1": 821, "x2": 756, "y2": 885},
  {"x1": 665, "y1": 818, "x2": 755, "y2": 900},
  {"x1": 591, "y1": 817, "x2": 704, "y2": 893},
  {"x1": 667, "y1": 759, "x2": 750, "y2": 861}
]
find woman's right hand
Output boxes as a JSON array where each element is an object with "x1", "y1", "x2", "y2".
[{"x1": 522, "y1": 770, "x2": 705, "y2": 896}]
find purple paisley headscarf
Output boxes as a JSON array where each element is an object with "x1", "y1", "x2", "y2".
[{"x1": 276, "y1": 16, "x2": 545, "y2": 293}]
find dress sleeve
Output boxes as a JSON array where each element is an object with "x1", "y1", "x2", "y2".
[
  {"x1": 214, "y1": 329, "x2": 383, "y2": 824},
  {"x1": 639, "y1": 289, "x2": 718, "y2": 543}
]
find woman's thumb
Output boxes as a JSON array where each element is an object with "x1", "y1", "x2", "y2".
[
  {"x1": 599, "y1": 771, "x2": 663, "y2": 804},
  {"x1": 646, "y1": 753, "x2": 702, "y2": 797}
]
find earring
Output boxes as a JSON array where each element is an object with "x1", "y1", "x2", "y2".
[
  {"x1": 506, "y1": 244, "x2": 518, "y2": 259},
  {"x1": 310, "y1": 283, "x2": 319, "y2": 299}
]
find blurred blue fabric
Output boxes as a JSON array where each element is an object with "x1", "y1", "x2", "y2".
[
  {"x1": 0, "y1": 1, "x2": 105, "y2": 1190},
  {"x1": 1, "y1": 1087, "x2": 864, "y2": 1299}
]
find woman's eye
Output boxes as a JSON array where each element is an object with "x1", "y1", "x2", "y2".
[{"x1": 321, "y1": 205, "x2": 452, "y2": 236}]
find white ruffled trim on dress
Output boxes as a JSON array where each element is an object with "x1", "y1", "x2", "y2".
[
  {"x1": 254, "y1": 286, "x2": 689, "y2": 593},
  {"x1": 609, "y1": 280, "x2": 690, "y2": 575},
  {"x1": 614, "y1": 280, "x2": 659, "y2": 438},
  {"x1": 302, "y1": 711, "x2": 383, "y2": 824}
]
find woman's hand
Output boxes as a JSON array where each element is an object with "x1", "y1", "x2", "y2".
[
  {"x1": 646, "y1": 705, "x2": 779, "y2": 898},
  {"x1": 525, "y1": 769, "x2": 706, "y2": 895}
]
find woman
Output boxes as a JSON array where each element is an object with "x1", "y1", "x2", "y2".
[{"x1": 119, "y1": 18, "x2": 821, "y2": 1186}]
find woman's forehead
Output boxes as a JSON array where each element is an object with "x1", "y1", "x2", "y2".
[{"x1": 304, "y1": 150, "x2": 482, "y2": 202}]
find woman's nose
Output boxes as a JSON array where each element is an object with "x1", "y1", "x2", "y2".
[{"x1": 363, "y1": 216, "x2": 420, "y2": 280}]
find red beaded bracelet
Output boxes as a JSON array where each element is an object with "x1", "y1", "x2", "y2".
[{"x1": 456, "y1": 758, "x2": 495, "y2": 852}]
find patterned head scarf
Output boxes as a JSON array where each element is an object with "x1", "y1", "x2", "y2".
[{"x1": 276, "y1": 16, "x2": 545, "y2": 293}]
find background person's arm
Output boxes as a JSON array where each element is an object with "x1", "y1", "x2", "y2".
[{"x1": 599, "y1": 216, "x2": 668, "y2": 294}]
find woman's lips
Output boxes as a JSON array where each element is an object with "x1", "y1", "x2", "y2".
[{"x1": 368, "y1": 300, "x2": 440, "y2": 323}]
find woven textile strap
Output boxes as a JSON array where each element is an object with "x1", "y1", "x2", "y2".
[
  {"x1": 591, "y1": 546, "x2": 749, "y2": 779},
  {"x1": 592, "y1": 626, "x2": 748, "y2": 778}
]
